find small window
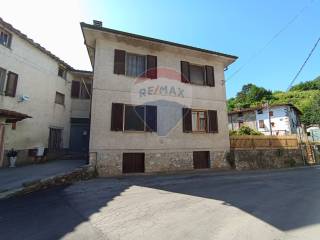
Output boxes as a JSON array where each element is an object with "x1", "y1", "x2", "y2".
[
  {"x1": 257, "y1": 109, "x2": 263, "y2": 114},
  {"x1": 269, "y1": 111, "x2": 273, "y2": 117},
  {"x1": 238, "y1": 112, "x2": 243, "y2": 117},
  {"x1": 259, "y1": 120, "x2": 265, "y2": 128},
  {"x1": 0, "y1": 67, "x2": 6, "y2": 94},
  {"x1": 271, "y1": 122, "x2": 275, "y2": 127},
  {"x1": 55, "y1": 92, "x2": 65, "y2": 105},
  {"x1": 0, "y1": 28, "x2": 12, "y2": 48},
  {"x1": 58, "y1": 66, "x2": 67, "y2": 79},
  {"x1": 192, "y1": 110, "x2": 207, "y2": 132},
  {"x1": 5, "y1": 71, "x2": 18, "y2": 97},
  {"x1": 124, "y1": 105, "x2": 145, "y2": 131},
  {"x1": 126, "y1": 53, "x2": 146, "y2": 77},
  {"x1": 190, "y1": 64, "x2": 205, "y2": 85}
]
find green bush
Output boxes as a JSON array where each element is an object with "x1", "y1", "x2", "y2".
[{"x1": 229, "y1": 126, "x2": 263, "y2": 136}]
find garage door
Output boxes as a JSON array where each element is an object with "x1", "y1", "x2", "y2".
[
  {"x1": 123, "y1": 153, "x2": 145, "y2": 173},
  {"x1": 193, "y1": 151, "x2": 210, "y2": 169}
]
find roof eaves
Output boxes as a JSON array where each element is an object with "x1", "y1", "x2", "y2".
[
  {"x1": 0, "y1": 17, "x2": 74, "y2": 70},
  {"x1": 80, "y1": 22, "x2": 238, "y2": 60}
]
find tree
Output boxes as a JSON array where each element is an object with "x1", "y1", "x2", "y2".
[{"x1": 300, "y1": 94, "x2": 320, "y2": 126}]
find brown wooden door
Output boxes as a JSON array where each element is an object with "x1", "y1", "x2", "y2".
[
  {"x1": 123, "y1": 153, "x2": 145, "y2": 173},
  {"x1": 193, "y1": 151, "x2": 210, "y2": 169}
]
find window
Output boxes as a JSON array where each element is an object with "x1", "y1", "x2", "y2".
[
  {"x1": 124, "y1": 105, "x2": 145, "y2": 131},
  {"x1": 269, "y1": 111, "x2": 273, "y2": 117},
  {"x1": 0, "y1": 28, "x2": 12, "y2": 48},
  {"x1": 71, "y1": 80, "x2": 92, "y2": 99},
  {"x1": 271, "y1": 122, "x2": 275, "y2": 127},
  {"x1": 259, "y1": 120, "x2": 265, "y2": 128},
  {"x1": 257, "y1": 109, "x2": 263, "y2": 114},
  {"x1": 114, "y1": 49, "x2": 157, "y2": 79},
  {"x1": 190, "y1": 64, "x2": 205, "y2": 85},
  {"x1": 126, "y1": 53, "x2": 146, "y2": 77},
  {"x1": 111, "y1": 103, "x2": 157, "y2": 132},
  {"x1": 192, "y1": 110, "x2": 207, "y2": 132},
  {"x1": 0, "y1": 67, "x2": 6, "y2": 94},
  {"x1": 55, "y1": 92, "x2": 65, "y2": 105},
  {"x1": 58, "y1": 66, "x2": 67, "y2": 79},
  {"x1": 5, "y1": 71, "x2": 18, "y2": 97},
  {"x1": 238, "y1": 112, "x2": 243, "y2": 117}
]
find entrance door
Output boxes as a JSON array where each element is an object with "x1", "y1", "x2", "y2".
[
  {"x1": 123, "y1": 153, "x2": 145, "y2": 173},
  {"x1": 48, "y1": 128, "x2": 63, "y2": 152},
  {"x1": 193, "y1": 151, "x2": 210, "y2": 169},
  {"x1": 70, "y1": 124, "x2": 90, "y2": 152}
]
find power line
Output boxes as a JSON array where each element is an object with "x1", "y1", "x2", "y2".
[
  {"x1": 226, "y1": 0, "x2": 316, "y2": 82},
  {"x1": 286, "y1": 37, "x2": 320, "y2": 91}
]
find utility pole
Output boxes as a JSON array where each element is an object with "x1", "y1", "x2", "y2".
[{"x1": 266, "y1": 101, "x2": 273, "y2": 136}]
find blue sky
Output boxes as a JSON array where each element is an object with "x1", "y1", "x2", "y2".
[
  {"x1": 2, "y1": 0, "x2": 319, "y2": 98},
  {"x1": 84, "y1": 0, "x2": 320, "y2": 98}
]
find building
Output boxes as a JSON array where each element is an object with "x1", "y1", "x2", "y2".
[
  {"x1": 0, "y1": 18, "x2": 92, "y2": 167},
  {"x1": 228, "y1": 104, "x2": 301, "y2": 135},
  {"x1": 81, "y1": 21, "x2": 237, "y2": 176}
]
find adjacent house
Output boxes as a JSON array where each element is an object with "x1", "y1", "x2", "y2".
[
  {"x1": 0, "y1": 18, "x2": 92, "y2": 166},
  {"x1": 228, "y1": 104, "x2": 301, "y2": 135},
  {"x1": 81, "y1": 21, "x2": 237, "y2": 176}
]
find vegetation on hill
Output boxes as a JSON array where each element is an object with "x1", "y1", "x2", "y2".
[
  {"x1": 229, "y1": 126, "x2": 263, "y2": 136},
  {"x1": 228, "y1": 76, "x2": 320, "y2": 126}
]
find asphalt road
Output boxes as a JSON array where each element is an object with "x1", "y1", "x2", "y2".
[{"x1": 1, "y1": 167, "x2": 320, "y2": 240}]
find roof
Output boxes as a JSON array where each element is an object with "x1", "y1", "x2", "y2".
[
  {"x1": 0, "y1": 17, "x2": 73, "y2": 70},
  {"x1": 228, "y1": 104, "x2": 302, "y2": 115},
  {"x1": 80, "y1": 22, "x2": 238, "y2": 60},
  {"x1": 0, "y1": 109, "x2": 32, "y2": 122}
]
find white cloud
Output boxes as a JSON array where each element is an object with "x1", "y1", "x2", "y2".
[{"x1": 0, "y1": 0, "x2": 93, "y2": 70}]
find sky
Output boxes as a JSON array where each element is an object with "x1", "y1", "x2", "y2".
[{"x1": 1, "y1": 0, "x2": 319, "y2": 98}]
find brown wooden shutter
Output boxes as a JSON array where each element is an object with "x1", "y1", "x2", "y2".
[
  {"x1": 111, "y1": 103, "x2": 124, "y2": 131},
  {"x1": 181, "y1": 61, "x2": 190, "y2": 83},
  {"x1": 114, "y1": 49, "x2": 126, "y2": 75},
  {"x1": 146, "y1": 105, "x2": 157, "y2": 132},
  {"x1": 146, "y1": 55, "x2": 157, "y2": 79},
  {"x1": 205, "y1": 66, "x2": 215, "y2": 87},
  {"x1": 71, "y1": 81, "x2": 80, "y2": 98},
  {"x1": 5, "y1": 72, "x2": 18, "y2": 97},
  {"x1": 208, "y1": 110, "x2": 218, "y2": 133},
  {"x1": 182, "y1": 108, "x2": 192, "y2": 132}
]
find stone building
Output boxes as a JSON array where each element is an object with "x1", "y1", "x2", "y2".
[
  {"x1": 81, "y1": 21, "x2": 238, "y2": 176},
  {"x1": 0, "y1": 18, "x2": 92, "y2": 166}
]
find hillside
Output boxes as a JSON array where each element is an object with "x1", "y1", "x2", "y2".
[{"x1": 228, "y1": 76, "x2": 320, "y2": 126}]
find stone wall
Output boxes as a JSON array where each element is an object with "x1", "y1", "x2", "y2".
[
  {"x1": 92, "y1": 150, "x2": 231, "y2": 176},
  {"x1": 231, "y1": 148, "x2": 304, "y2": 170}
]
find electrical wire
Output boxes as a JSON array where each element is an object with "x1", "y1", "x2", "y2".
[{"x1": 286, "y1": 37, "x2": 320, "y2": 91}]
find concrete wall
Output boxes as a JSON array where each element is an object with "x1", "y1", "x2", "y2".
[
  {"x1": 89, "y1": 32, "x2": 235, "y2": 175},
  {"x1": 0, "y1": 24, "x2": 72, "y2": 165}
]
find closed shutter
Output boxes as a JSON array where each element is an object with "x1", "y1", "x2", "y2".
[
  {"x1": 146, "y1": 55, "x2": 157, "y2": 79},
  {"x1": 0, "y1": 67, "x2": 6, "y2": 93},
  {"x1": 181, "y1": 61, "x2": 190, "y2": 83},
  {"x1": 114, "y1": 49, "x2": 126, "y2": 74},
  {"x1": 111, "y1": 103, "x2": 124, "y2": 131},
  {"x1": 208, "y1": 110, "x2": 218, "y2": 133},
  {"x1": 205, "y1": 66, "x2": 215, "y2": 87},
  {"x1": 5, "y1": 72, "x2": 18, "y2": 97},
  {"x1": 182, "y1": 108, "x2": 192, "y2": 132},
  {"x1": 123, "y1": 153, "x2": 145, "y2": 173},
  {"x1": 71, "y1": 81, "x2": 80, "y2": 98},
  {"x1": 146, "y1": 105, "x2": 157, "y2": 132}
]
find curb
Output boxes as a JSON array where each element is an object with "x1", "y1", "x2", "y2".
[{"x1": 0, "y1": 165, "x2": 96, "y2": 200}]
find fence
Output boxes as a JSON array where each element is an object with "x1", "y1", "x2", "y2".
[{"x1": 230, "y1": 135, "x2": 299, "y2": 149}]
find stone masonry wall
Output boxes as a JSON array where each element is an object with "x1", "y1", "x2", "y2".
[
  {"x1": 232, "y1": 148, "x2": 304, "y2": 170},
  {"x1": 93, "y1": 150, "x2": 232, "y2": 176}
]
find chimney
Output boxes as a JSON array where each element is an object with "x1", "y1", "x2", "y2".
[{"x1": 93, "y1": 20, "x2": 103, "y2": 27}]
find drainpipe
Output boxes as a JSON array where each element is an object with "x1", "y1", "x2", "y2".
[{"x1": 267, "y1": 102, "x2": 273, "y2": 136}]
